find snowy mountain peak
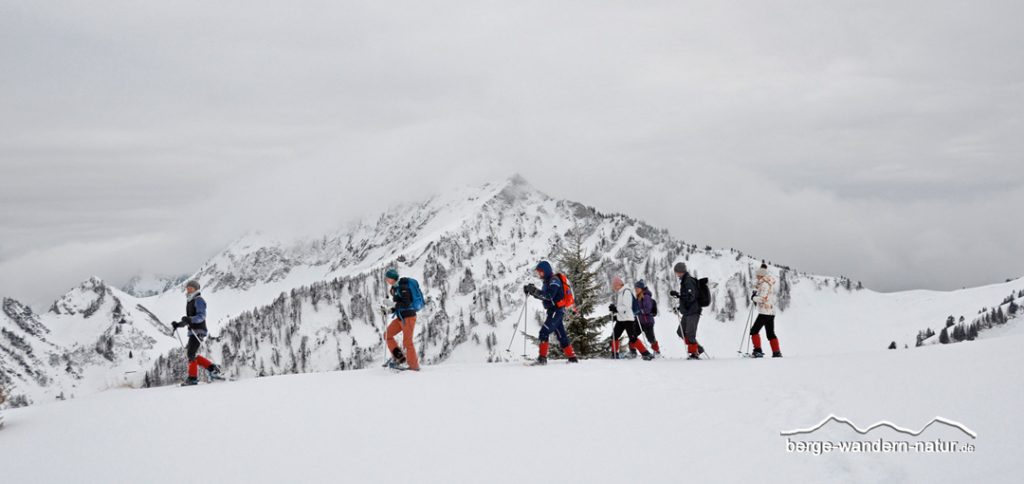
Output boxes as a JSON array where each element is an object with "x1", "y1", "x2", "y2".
[{"x1": 49, "y1": 277, "x2": 115, "y2": 317}]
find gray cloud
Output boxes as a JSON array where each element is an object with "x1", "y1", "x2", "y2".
[{"x1": 1, "y1": 0, "x2": 1023, "y2": 306}]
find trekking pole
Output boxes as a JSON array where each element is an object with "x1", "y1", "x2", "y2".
[
  {"x1": 505, "y1": 298, "x2": 529, "y2": 354},
  {"x1": 173, "y1": 328, "x2": 184, "y2": 348},
  {"x1": 738, "y1": 303, "x2": 755, "y2": 355},
  {"x1": 523, "y1": 297, "x2": 529, "y2": 359}
]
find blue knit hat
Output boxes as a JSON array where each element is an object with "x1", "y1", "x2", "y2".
[
  {"x1": 385, "y1": 268, "x2": 400, "y2": 281},
  {"x1": 634, "y1": 279, "x2": 647, "y2": 289}
]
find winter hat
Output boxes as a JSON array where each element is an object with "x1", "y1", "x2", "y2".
[
  {"x1": 611, "y1": 276, "x2": 624, "y2": 287},
  {"x1": 185, "y1": 280, "x2": 201, "y2": 291},
  {"x1": 756, "y1": 267, "x2": 770, "y2": 278},
  {"x1": 385, "y1": 268, "x2": 400, "y2": 281},
  {"x1": 634, "y1": 279, "x2": 647, "y2": 289},
  {"x1": 673, "y1": 262, "x2": 687, "y2": 274},
  {"x1": 535, "y1": 261, "x2": 553, "y2": 279}
]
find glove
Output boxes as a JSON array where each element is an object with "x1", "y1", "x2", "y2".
[
  {"x1": 669, "y1": 290, "x2": 680, "y2": 298},
  {"x1": 379, "y1": 305, "x2": 389, "y2": 316},
  {"x1": 751, "y1": 291, "x2": 758, "y2": 301},
  {"x1": 524, "y1": 284, "x2": 538, "y2": 296},
  {"x1": 171, "y1": 321, "x2": 182, "y2": 330},
  {"x1": 609, "y1": 304, "x2": 618, "y2": 314},
  {"x1": 179, "y1": 316, "x2": 190, "y2": 326}
]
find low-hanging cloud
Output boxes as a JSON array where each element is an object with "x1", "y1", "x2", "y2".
[{"x1": 1, "y1": 0, "x2": 1022, "y2": 307}]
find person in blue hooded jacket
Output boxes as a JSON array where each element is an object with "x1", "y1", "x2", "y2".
[{"x1": 523, "y1": 260, "x2": 579, "y2": 365}]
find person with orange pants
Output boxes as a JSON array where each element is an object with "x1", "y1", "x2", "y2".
[
  {"x1": 171, "y1": 280, "x2": 224, "y2": 386},
  {"x1": 523, "y1": 261, "x2": 579, "y2": 365},
  {"x1": 384, "y1": 268, "x2": 421, "y2": 371}
]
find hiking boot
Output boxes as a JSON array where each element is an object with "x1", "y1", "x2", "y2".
[
  {"x1": 207, "y1": 364, "x2": 224, "y2": 379},
  {"x1": 641, "y1": 352, "x2": 655, "y2": 361},
  {"x1": 751, "y1": 348, "x2": 765, "y2": 358},
  {"x1": 181, "y1": 377, "x2": 199, "y2": 386},
  {"x1": 772, "y1": 352, "x2": 783, "y2": 358},
  {"x1": 567, "y1": 357, "x2": 579, "y2": 363},
  {"x1": 687, "y1": 353, "x2": 701, "y2": 360},
  {"x1": 534, "y1": 356, "x2": 548, "y2": 366},
  {"x1": 391, "y1": 348, "x2": 407, "y2": 365}
]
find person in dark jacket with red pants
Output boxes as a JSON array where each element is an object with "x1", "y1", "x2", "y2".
[
  {"x1": 171, "y1": 280, "x2": 224, "y2": 385},
  {"x1": 524, "y1": 260, "x2": 578, "y2": 365},
  {"x1": 383, "y1": 268, "x2": 420, "y2": 371},
  {"x1": 669, "y1": 262, "x2": 704, "y2": 360},
  {"x1": 633, "y1": 280, "x2": 661, "y2": 355}
]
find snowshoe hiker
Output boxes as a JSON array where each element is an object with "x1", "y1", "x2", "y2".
[
  {"x1": 383, "y1": 268, "x2": 422, "y2": 371},
  {"x1": 669, "y1": 262, "x2": 704, "y2": 359},
  {"x1": 609, "y1": 276, "x2": 654, "y2": 361},
  {"x1": 523, "y1": 260, "x2": 579, "y2": 364},
  {"x1": 750, "y1": 263, "x2": 782, "y2": 358},
  {"x1": 634, "y1": 280, "x2": 660, "y2": 356},
  {"x1": 171, "y1": 280, "x2": 224, "y2": 386}
]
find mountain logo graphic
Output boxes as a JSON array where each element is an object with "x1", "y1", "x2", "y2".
[{"x1": 781, "y1": 414, "x2": 977, "y2": 439}]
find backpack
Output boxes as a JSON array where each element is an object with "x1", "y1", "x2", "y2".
[
  {"x1": 400, "y1": 278, "x2": 425, "y2": 311},
  {"x1": 696, "y1": 277, "x2": 711, "y2": 307},
  {"x1": 554, "y1": 273, "x2": 575, "y2": 309},
  {"x1": 650, "y1": 297, "x2": 659, "y2": 317}
]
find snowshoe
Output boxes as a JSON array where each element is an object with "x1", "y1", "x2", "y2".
[
  {"x1": 567, "y1": 357, "x2": 579, "y2": 364},
  {"x1": 686, "y1": 353, "x2": 701, "y2": 360},
  {"x1": 386, "y1": 360, "x2": 410, "y2": 371},
  {"x1": 180, "y1": 377, "x2": 199, "y2": 386},
  {"x1": 772, "y1": 352, "x2": 783, "y2": 358},
  {"x1": 641, "y1": 353, "x2": 655, "y2": 361},
  {"x1": 625, "y1": 351, "x2": 638, "y2": 360},
  {"x1": 207, "y1": 364, "x2": 226, "y2": 380},
  {"x1": 751, "y1": 349, "x2": 765, "y2": 358},
  {"x1": 527, "y1": 356, "x2": 548, "y2": 366}
]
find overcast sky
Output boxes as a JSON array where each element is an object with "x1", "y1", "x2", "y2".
[{"x1": 2, "y1": 0, "x2": 1023, "y2": 307}]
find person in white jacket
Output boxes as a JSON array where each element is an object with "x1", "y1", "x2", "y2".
[
  {"x1": 608, "y1": 276, "x2": 654, "y2": 360},
  {"x1": 750, "y1": 263, "x2": 783, "y2": 358}
]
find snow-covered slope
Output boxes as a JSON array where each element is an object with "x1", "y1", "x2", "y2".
[
  {"x1": 1, "y1": 278, "x2": 181, "y2": 405},
  {"x1": 1, "y1": 334, "x2": 1020, "y2": 483},
  {"x1": 2, "y1": 175, "x2": 1022, "y2": 407},
  {"x1": 120, "y1": 274, "x2": 189, "y2": 298}
]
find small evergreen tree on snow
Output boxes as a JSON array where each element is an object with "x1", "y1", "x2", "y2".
[
  {"x1": 777, "y1": 268, "x2": 792, "y2": 311},
  {"x1": 939, "y1": 327, "x2": 950, "y2": 344},
  {"x1": 556, "y1": 224, "x2": 608, "y2": 358},
  {"x1": 888, "y1": 341, "x2": 897, "y2": 350}
]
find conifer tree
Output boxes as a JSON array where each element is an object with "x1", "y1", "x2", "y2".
[{"x1": 556, "y1": 224, "x2": 609, "y2": 358}]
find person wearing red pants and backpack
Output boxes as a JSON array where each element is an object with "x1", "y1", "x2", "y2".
[
  {"x1": 523, "y1": 261, "x2": 579, "y2": 365},
  {"x1": 171, "y1": 280, "x2": 224, "y2": 386},
  {"x1": 633, "y1": 280, "x2": 661, "y2": 356},
  {"x1": 383, "y1": 268, "x2": 424, "y2": 371}
]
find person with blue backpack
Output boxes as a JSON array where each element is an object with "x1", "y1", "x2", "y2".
[
  {"x1": 383, "y1": 268, "x2": 424, "y2": 371},
  {"x1": 523, "y1": 260, "x2": 579, "y2": 365}
]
